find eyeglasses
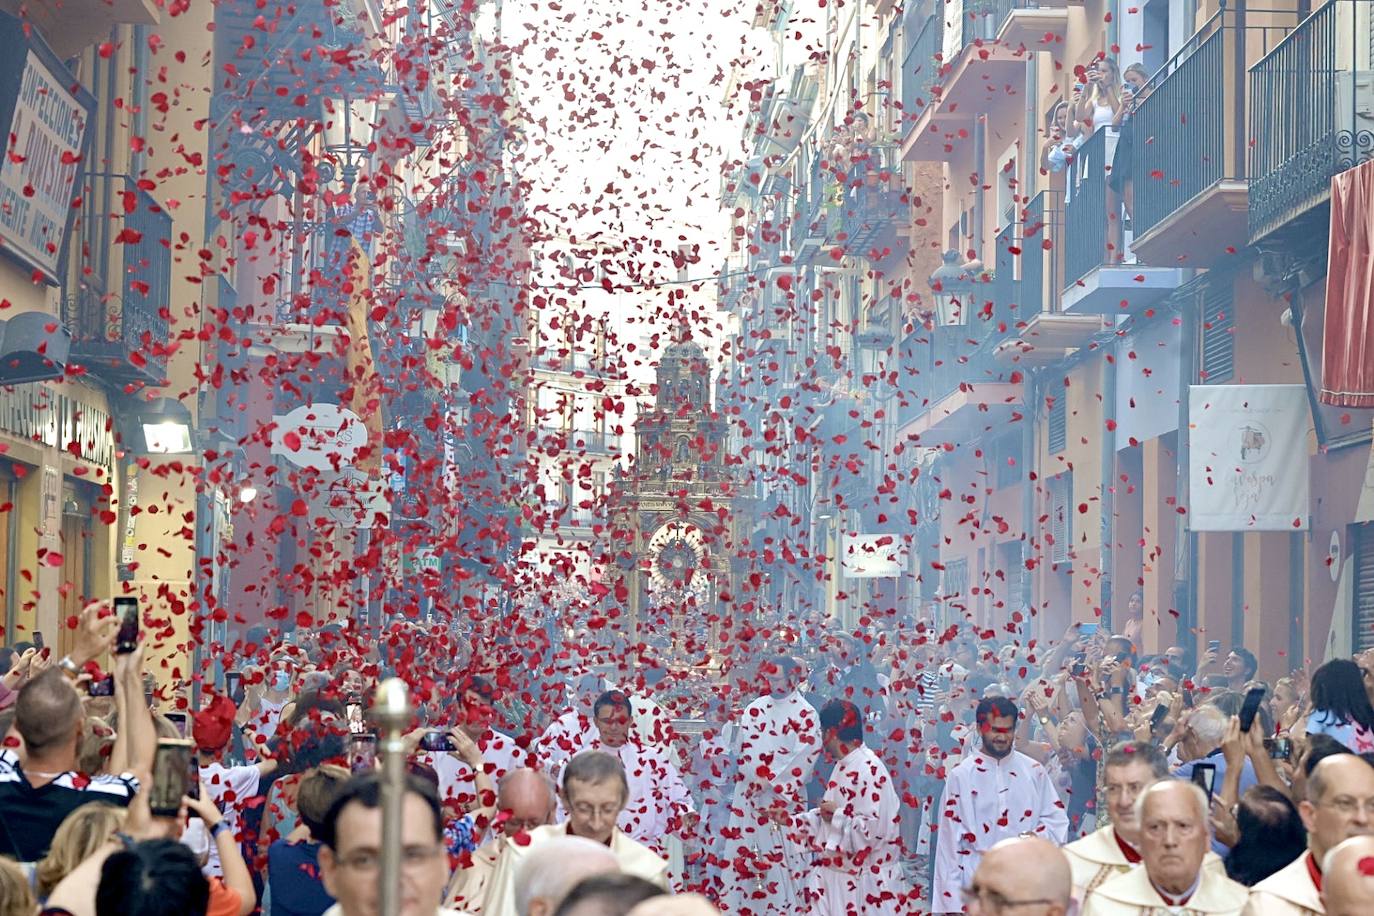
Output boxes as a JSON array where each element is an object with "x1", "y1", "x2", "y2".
[
  {"x1": 1323, "y1": 796, "x2": 1374, "y2": 817},
  {"x1": 336, "y1": 844, "x2": 444, "y2": 872},
  {"x1": 961, "y1": 885, "x2": 1055, "y2": 912}
]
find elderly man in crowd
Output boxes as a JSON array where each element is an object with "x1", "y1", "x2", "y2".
[
  {"x1": 484, "y1": 751, "x2": 669, "y2": 916},
  {"x1": 1064, "y1": 741, "x2": 1172, "y2": 895},
  {"x1": 964, "y1": 835, "x2": 1073, "y2": 916},
  {"x1": 933, "y1": 696, "x2": 1069, "y2": 914},
  {"x1": 1244, "y1": 754, "x2": 1374, "y2": 915},
  {"x1": 1082, "y1": 780, "x2": 1249, "y2": 915},
  {"x1": 512, "y1": 835, "x2": 619, "y2": 916},
  {"x1": 1321, "y1": 835, "x2": 1374, "y2": 916},
  {"x1": 448, "y1": 768, "x2": 560, "y2": 913}
]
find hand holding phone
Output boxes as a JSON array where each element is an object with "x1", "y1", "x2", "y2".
[
  {"x1": 1238, "y1": 686, "x2": 1266, "y2": 733},
  {"x1": 114, "y1": 597, "x2": 140, "y2": 655},
  {"x1": 419, "y1": 730, "x2": 458, "y2": 753},
  {"x1": 1191, "y1": 762, "x2": 1218, "y2": 802},
  {"x1": 150, "y1": 738, "x2": 196, "y2": 817}
]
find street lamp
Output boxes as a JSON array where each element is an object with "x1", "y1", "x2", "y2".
[
  {"x1": 928, "y1": 249, "x2": 972, "y2": 326},
  {"x1": 136, "y1": 398, "x2": 195, "y2": 454},
  {"x1": 322, "y1": 90, "x2": 378, "y2": 190}
]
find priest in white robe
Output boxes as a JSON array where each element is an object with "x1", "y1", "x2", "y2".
[
  {"x1": 1082, "y1": 780, "x2": 1248, "y2": 916},
  {"x1": 932, "y1": 696, "x2": 1069, "y2": 914},
  {"x1": 1244, "y1": 754, "x2": 1374, "y2": 916},
  {"x1": 716, "y1": 656, "x2": 821, "y2": 916},
  {"x1": 542, "y1": 689, "x2": 696, "y2": 857},
  {"x1": 782, "y1": 697, "x2": 910, "y2": 915}
]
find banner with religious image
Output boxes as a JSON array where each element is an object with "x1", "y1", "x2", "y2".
[{"x1": 1189, "y1": 384, "x2": 1310, "y2": 531}]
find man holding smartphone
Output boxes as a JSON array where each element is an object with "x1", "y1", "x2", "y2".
[{"x1": 0, "y1": 601, "x2": 154, "y2": 862}]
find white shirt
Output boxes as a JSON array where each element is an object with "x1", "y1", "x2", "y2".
[
  {"x1": 426, "y1": 729, "x2": 522, "y2": 809},
  {"x1": 931, "y1": 749, "x2": 1069, "y2": 912},
  {"x1": 186, "y1": 761, "x2": 261, "y2": 877}
]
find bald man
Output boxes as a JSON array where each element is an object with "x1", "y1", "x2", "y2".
[
  {"x1": 1244, "y1": 754, "x2": 1374, "y2": 915},
  {"x1": 1322, "y1": 835, "x2": 1374, "y2": 916},
  {"x1": 448, "y1": 769, "x2": 559, "y2": 913},
  {"x1": 514, "y1": 836, "x2": 619, "y2": 916},
  {"x1": 964, "y1": 836, "x2": 1072, "y2": 916},
  {"x1": 1082, "y1": 780, "x2": 1249, "y2": 915}
]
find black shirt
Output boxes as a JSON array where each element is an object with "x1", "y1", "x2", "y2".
[{"x1": 0, "y1": 748, "x2": 138, "y2": 862}]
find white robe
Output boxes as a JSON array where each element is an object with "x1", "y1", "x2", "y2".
[
  {"x1": 716, "y1": 690, "x2": 821, "y2": 916},
  {"x1": 798, "y1": 744, "x2": 911, "y2": 916},
  {"x1": 931, "y1": 749, "x2": 1069, "y2": 913}
]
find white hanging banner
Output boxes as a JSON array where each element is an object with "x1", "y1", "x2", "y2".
[{"x1": 1188, "y1": 384, "x2": 1310, "y2": 531}]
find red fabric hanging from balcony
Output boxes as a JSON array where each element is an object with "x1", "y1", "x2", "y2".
[{"x1": 1323, "y1": 160, "x2": 1374, "y2": 407}]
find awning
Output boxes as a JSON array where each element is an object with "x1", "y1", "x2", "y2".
[{"x1": 1322, "y1": 159, "x2": 1374, "y2": 407}]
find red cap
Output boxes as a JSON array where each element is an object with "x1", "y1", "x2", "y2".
[{"x1": 192, "y1": 693, "x2": 238, "y2": 752}]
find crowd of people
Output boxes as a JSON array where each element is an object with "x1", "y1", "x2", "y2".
[{"x1": 4, "y1": 601, "x2": 1374, "y2": 915}]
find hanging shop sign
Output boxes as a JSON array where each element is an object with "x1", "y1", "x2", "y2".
[
  {"x1": 1189, "y1": 384, "x2": 1310, "y2": 531},
  {"x1": 270, "y1": 403, "x2": 368, "y2": 471},
  {"x1": 0, "y1": 13, "x2": 95, "y2": 284},
  {"x1": 840, "y1": 533, "x2": 908, "y2": 578},
  {"x1": 311, "y1": 467, "x2": 389, "y2": 529}
]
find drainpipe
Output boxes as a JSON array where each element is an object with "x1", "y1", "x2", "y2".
[
  {"x1": 973, "y1": 116, "x2": 986, "y2": 259},
  {"x1": 1021, "y1": 369, "x2": 1039, "y2": 615},
  {"x1": 1173, "y1": 293, "x2": 1198, "y2": 660},
  {"x1": 1100, "y1": 343, "x2": 1117, "y2": 630}
]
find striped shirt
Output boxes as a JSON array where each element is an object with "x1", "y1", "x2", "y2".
[{"x1": 0, "y1": 748, "x2": 138, "y2": 862}]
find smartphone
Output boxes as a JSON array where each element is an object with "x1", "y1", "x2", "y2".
[
  {"x1": 1238, "y1": 686, "x2": 1266, "y2": 733},
  {"x1": 1070, "y1": 662, "x2": 1087, "y2": 677},
  {"x1": 419, "y1": 730, "x2": 457, "y2": 752},
  {"x1": 1264, "y1": 736, "x2": 1293, "y2": 760},
  {"x1": 1191, "y1": 762, "x2": 1217, "y2": 802},
  {"x1": 114, "y1": 597, "x2": 139, "y2": 655},
  {"x1": 1182, "y1": 687, "x2": 1195, "y2": 708},
  {"x1": 1079, "y1": 622, "x2": 1099, "y2": 637},
  {"x1": 1207, "y1": 639, "x2": 1221, "y2": 653},
  {"x1": 165, "y1": 711, "x2": 189, "y2": 738},
  {"x1": 1150, "y1": 702, "x2": 1170, "y2": 730},
  {"x1": 224, "y1": 671, "x2": 244, "y2": 706},
  {"x1": 88, "y1": 675, "x2": 115, "y2": 697},
  {"x1": 32, "y1": 630, "x2": 43, "y2": 650},
  {"x1": 349, "y1": 733, "x2": 377, "y2": 773},
  {"x1": 346, "y1": 702, "x2": 367, "y2": 734},
  {"x1": 150, "y1": 738, "x2": 197, "y2": 817}
]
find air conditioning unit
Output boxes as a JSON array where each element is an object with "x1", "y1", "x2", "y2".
[{"x1": 1335, "y1": 69, "x2": 1374, "y2": 141}]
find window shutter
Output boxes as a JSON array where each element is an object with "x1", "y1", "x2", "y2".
[
  {"x1": 1049, "y1": 472, "x2": 1073, "y2": 565},
  {"x1": 1355, "y1": 524, "x2": 1374, "y2": 652},
  {"x1": 1200, "y1": 286, "x2": 1235, "y2": 383},
  {"x1": 1048, "y1": 391, "x2": 1068, "y2": 453},
  {"x1": 943, "y1": 556, "x2": 969, "y2": 598}
]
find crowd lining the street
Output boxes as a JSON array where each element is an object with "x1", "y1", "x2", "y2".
[{"x1": 2, "y1": 601, "x2": 1374, "y2": 915}]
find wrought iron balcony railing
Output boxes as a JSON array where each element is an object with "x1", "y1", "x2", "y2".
[
  {"x1": 1248, "y1": 0, "x2": 1374, "y2": 241},
  {"x1": 1131, "y1": 9, "x2": 1294, "y2": 240},
  {"x1": 1062, "y1": 128, "x2": 1110, "y2": 287},
  {"x1": 63, "y1": 173, "x2": 171, "y2": 387}
]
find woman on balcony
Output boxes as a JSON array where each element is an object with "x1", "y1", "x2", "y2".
[
  {"x1": 1075, "y1": 56, "x2": 1121, "y2": 138},
  {"x1": 1041, "y1": 100, "x2": 1084, "y2": 175},
  {"x1": 1106, "y1": 63, "x2": 1150, "y2": 264}
]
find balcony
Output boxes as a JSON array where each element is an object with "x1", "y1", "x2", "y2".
[
  {"x1": 901, "y1": 0, "x2": 1046, "y2": 162},
  {"x1": 1129, "y1": 9, "x2": 1296, "y2": 269},
  {"x1": 1059, "y1": 129, "x2": 1189, "y2": 314},
  {"x1": 996, "y1": 192, "x2": 1108, "y2": 364},
  {"x1": 797, "y1": 151, "x2": 905, "y2": 262},
  {"x1": 899, "y1": 323, "x2": 1024, "y2": 443},
  {"x1": 1249, "y1": 0, "x2": 1374, "y2": 242},
  {"x1": 63, "y1": 174, "x2": 171, "y2": 387},
  {"x1": 536, "y1": 427, "x2": 621, "y2": 455},
  {"x1": 4, "y1": 0, "x2": 159, "y2": 59}
]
